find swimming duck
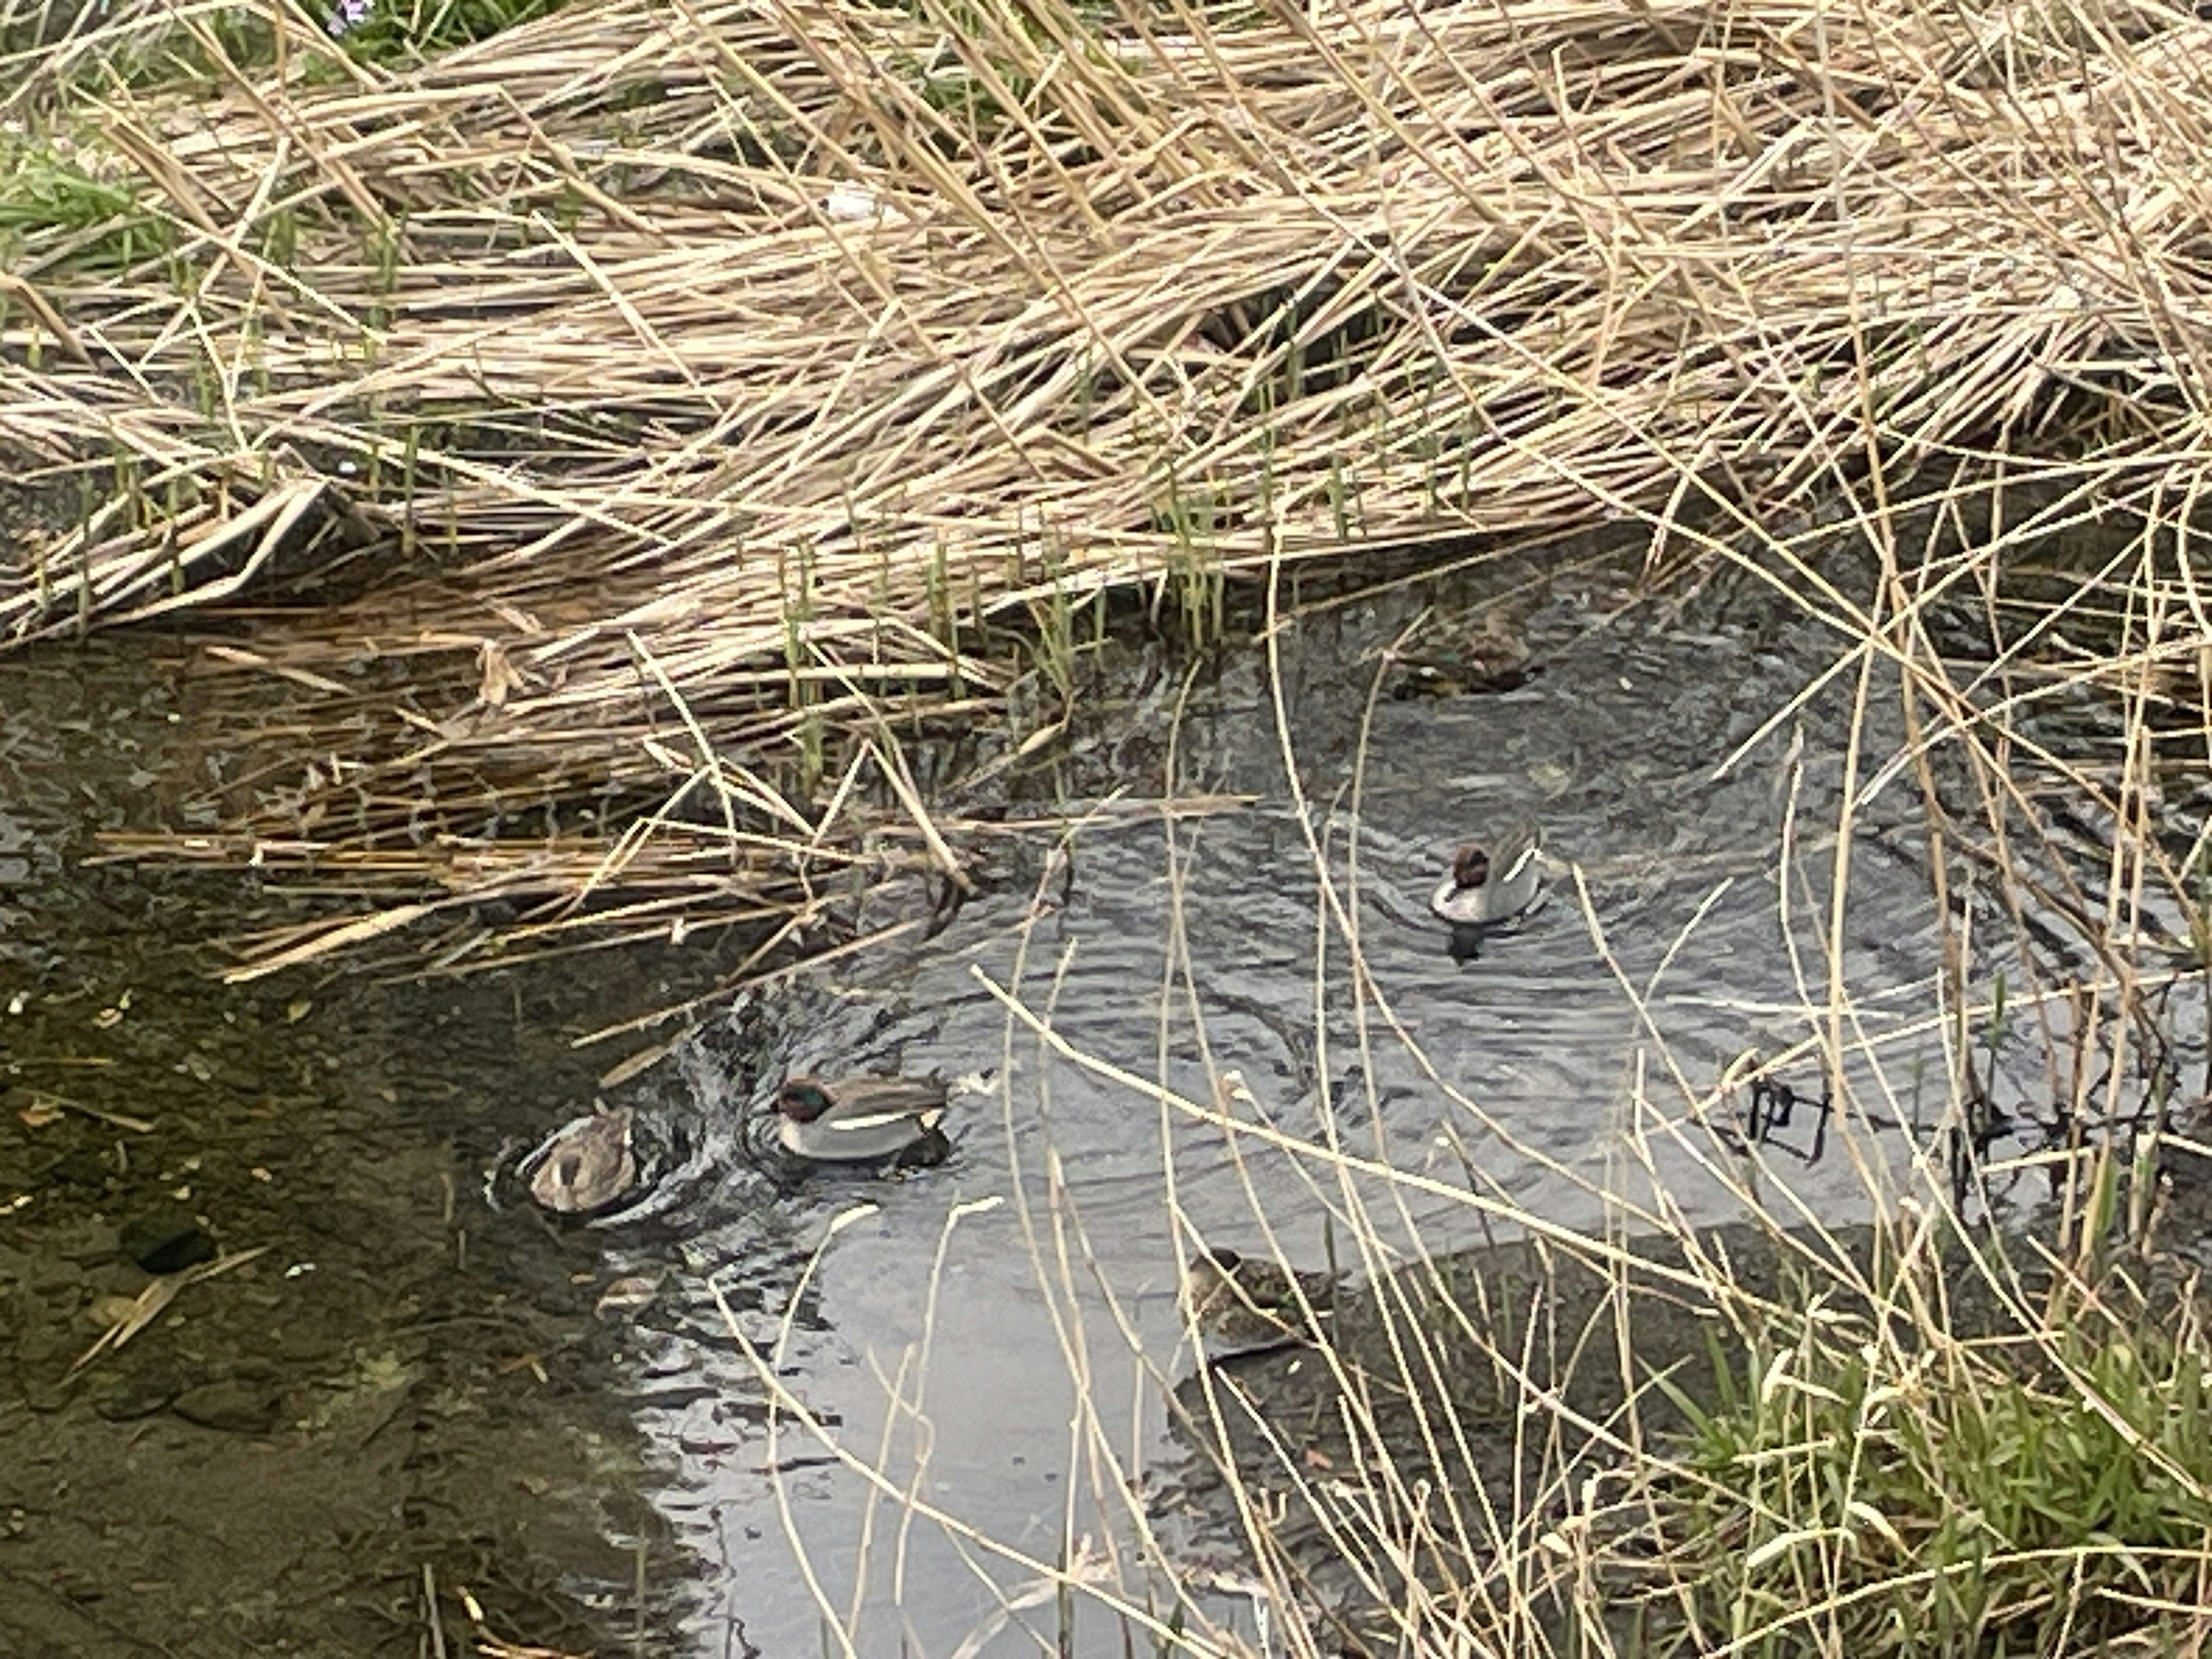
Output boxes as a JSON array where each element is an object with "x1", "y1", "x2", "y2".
[
  {"x1": 1181, "y1": 1245, "x2": 1338, "y2": 1360},
  {"x1": 1430, "y1": 820, "x2": 1544, "y2": 927},
  {"x1": 775, "y1": 1075, "x2": 952, "y2": 1167},
  {"x1": 1389, "y1": 605, "x2": 1541, "y2": 700},
  {"x1": 527, "y1": 1104, "x2": 638, "y2": 1215}
]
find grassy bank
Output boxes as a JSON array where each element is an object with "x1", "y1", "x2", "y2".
[{"x1": 2, "y1": 0, "x2": 2207, "y2": 981}]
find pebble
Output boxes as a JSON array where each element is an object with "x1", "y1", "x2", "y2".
[
  {"x1": 44, "y1": 1149, "x2": 114, "y2": 1190},
  {"x1": 172, "y1": 1378, "x2": 282, "y2": 1435},
  {"x1": 23, "y1": 1251, "x2": 90, "y2": 1298},
  {"x1": 49, "y1": 1219, "x2": 121, "y2": 1264},
  {"x1": 97, "y1": 1365, "x2": 184, "y2": 1422},
  {"x1": 86, "y1": 1292, "x2": 142, "y2": 1331},
  {"x1": 119, "y1": 1207, "x2": 215, "y2": 1275}
]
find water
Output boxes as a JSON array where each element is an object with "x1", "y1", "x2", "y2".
[
  {"x1": 0, "y1": 647, "x2": 716, "y2": 1656},
  {"x1": 5, "y1": 547, "x2": 2187, "y2": 1657},
  {"x1": 583, "y1": 556, "x2": 2026, "y2": 1654}
]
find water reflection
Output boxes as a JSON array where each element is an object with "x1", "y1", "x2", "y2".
[{"x1": 620, "y1": 563, "x2": 2027, "y2": 1654}]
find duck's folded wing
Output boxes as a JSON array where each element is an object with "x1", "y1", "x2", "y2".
[
  {"x1": 787, "y1": 1104, "x2": 948, "y2": 1161},
  {"x1": 827, "y1": 1105, "x2": 946, "y2": 1134}
]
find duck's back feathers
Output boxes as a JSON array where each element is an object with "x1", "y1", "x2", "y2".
[
  {"x1": 1181, "y1": 1247, "x2": 1338, "y2": 1361},
  {"x1": 527, "y1": 1105, "x2": 638, "y2": 1214}
]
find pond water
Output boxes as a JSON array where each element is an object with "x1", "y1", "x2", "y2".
[
  {"x1": 0, "y1": 544, "x2": 2147, "y2": 1657},
  {"x1": 566, "y1": 552, "x2": 2054, "y2": 1654},
  {"x1": 0, "y1": 645, "x2": 714, "y2": 1654}
]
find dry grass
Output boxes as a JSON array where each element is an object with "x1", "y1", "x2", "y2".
[
  {"x1": 3, "y1": 0, "x2": 2202, "y2": 1639},
  {"x1": 719, "y1": 488, "x2": 2212, "y2": 1654},
  {"x1": 1, "y1": 0, "x2": 2210, "y2": 979}
]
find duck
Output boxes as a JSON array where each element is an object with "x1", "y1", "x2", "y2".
[
  {"x1": 1181, "y1": 1245, "x2": 1337, "y2": 1360},
  {"x1": 1389, "y1": 605, "x2": 1542, "y2": 700},
  {"x1": 775, "y1": 1075, "x2": 952, "y2": 1168},
  {"x1": 1430, "y1": 820, "x2": 1544, "y2": 927},
  {"x1": 527, "y1": 1104, "x2": 638, "y2": 1215}
]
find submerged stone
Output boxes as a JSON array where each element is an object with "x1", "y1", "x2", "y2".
[{"x1": 118, "y1": 1208, "x2": 214, "y2": 1275}]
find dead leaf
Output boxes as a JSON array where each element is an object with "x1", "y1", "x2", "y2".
[{"x1": 478, "y1": 639, "x2": 527, "y2": 707}]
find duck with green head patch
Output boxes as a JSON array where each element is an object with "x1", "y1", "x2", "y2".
[
  {"x1": 1181, "y1": 1245, "x2": 1338, "y2": 1361},
  {"x1": 775, "y1": 1075, "x2": 951, "y2": 1168}
]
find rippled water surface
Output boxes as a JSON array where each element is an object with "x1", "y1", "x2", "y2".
[
  {"x1": 14, "y1": 547, "x2": 2177, "y2": 1658},
  {"x1": 585, "y1": 558, "x2": 2045, "y2": 1655}
]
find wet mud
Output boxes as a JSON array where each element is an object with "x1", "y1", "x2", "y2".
[
  {"x1": 1151, "y1": 1216, "x2": 2212, "y2": 1654},
  {"x1": 0, "y1": 647, "x2": 732, "y2": 1656}
]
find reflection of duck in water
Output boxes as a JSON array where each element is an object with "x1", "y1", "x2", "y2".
[
  {"x1": 1181, "y1": 1246, "x2": 1337, "y2": 1361},
  {"x1": 1430, "y1": 820, "x2": 1545, "y2": 928},
  {"x1": 775, "y1": 1075, "x2": 952, "y2": 1169},
  {"x1": 527, "y1": 1104, "x2": 639, "y2": 1215}
]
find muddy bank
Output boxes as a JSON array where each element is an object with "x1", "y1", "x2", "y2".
[
  {"x1": 1159, "y1": 1194, "x2": 2212, "y2": 1659},
  {"x1": 0, "y1": 647, "x2": 735, "y2": 1656},
  {"x1": 1150, "y1": 1215, "x2": 2166, "y2": 1654}
]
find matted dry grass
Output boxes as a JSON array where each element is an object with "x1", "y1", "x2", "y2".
[{"x1": 1, "y1": 0, "x2": 2210, "y2": 975}]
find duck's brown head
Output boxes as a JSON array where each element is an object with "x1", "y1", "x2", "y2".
[{"x1": 1450, "y1": 844, "x2": 1492, "y2": 892}]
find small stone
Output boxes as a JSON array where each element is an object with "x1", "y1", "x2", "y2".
[
  {"x1": 86, "y1": 1292, "x2": 142, "y2": 1331},
  {"x1": 43, "y1": 1218, "x2": 119, "y2": 1264},
  {"x1": 21, "y1": 1253, "x2": 86, "y2": 1298},
  {"x1": 97, "y1": 1366, "x2": 184, "y2": 1422},
  {"x1": 44, "y1": 1149, "x2": 113, "y2": 1190},
  {"x1": 275, "y1": 1328, "x2": 340, "y2": 1365},
  {"x1": 119, "y1": 1207, "x2": 214, "y2": 1275},
  {"x1": 172, "y1": 1379, "x2": 281, "y2": 1435}
]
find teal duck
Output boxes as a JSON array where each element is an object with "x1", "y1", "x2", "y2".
[
  {"x1": 1390, "y1": 607, "x2": 1541, "y2": 699},
  {"x1": 775, "y1": 1075, "x2": 951, "y2": 1167},
  {"x1": 1430, "y1": 820, "x2": 1544, "y2": 927},
  {"x1": 527, "y1": 1104, "x2": 638, "y2": 1215},
  {"x1": 1181, "y1": 1246, "x2": 1337, "y2": 1359}
]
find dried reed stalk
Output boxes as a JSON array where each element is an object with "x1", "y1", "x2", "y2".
[{"x1": 1, "y1": 0, "x2": 2208, "y2": 971}]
